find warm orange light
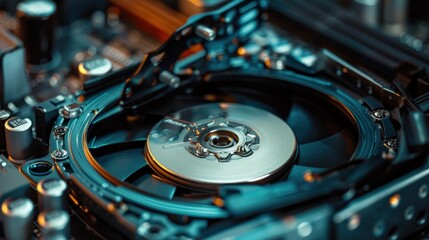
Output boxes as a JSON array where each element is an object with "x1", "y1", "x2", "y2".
[
  {"x1": 303, "y1": 172, "x2": 315, "y2": 182},
  {"x1": 237, "y1": 47, "x2": 247, "y2": 56},
  {"x1": 389, "y1": 194, "x2": 400, "y2": 208},
  {"x1": 188, "y1": 0, "x2": 204, "y2": 8},
  {"x1": 213, "y1": 197, "x2": 224, "y2": 207},
  {"x1": 69, "y1": 194, "x2": 79, "y2": 206}
]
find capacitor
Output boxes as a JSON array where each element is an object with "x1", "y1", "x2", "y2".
[
  {"x1": 78, "y1": 57, "x2": 113, "y2": 81},
  {"x1": 16, "y1": 0, "x2": 57, "y2": 65},
  {"x1": 352, "y1": 0, "x2": 380, "y2": 27},
  {"x1": 382, "y1": 0, "x2": 409, "y2": 36},
  {"x1": 0, "y1": 110, "x2": 11, "y2": 152},
  {"x1": 0, "y1": 28, "x2": 31, "y2": 108},
  {"x1": 38, "y1": 210, "x2": 70, "y2": 240},
  {"x1": 37, "y1": 179, "x2": 67, "y2": 211},
  {"x1": 5, "y1": 117, "x2": 33, "y2": 162},
  {"x1": 1, "y1": 198, "x2": 35, "y2": 240}
]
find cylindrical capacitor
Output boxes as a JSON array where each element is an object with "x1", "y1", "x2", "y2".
[
  {"x1": 78, "y1": 57, "x2": 113, "y2": 81},
  {"x1": 0, "y1": 109, "x2": 11, "y2": 152},
  {"x1": 382, "y1": 0, "x2": 409, "y2": 36},
  {"x1": 5, "y1": 117, "x2": 33, "y2": 162},
  {"x1": 352, "y1": 0, "x2": 381, "y2": 28},
  {"x1": 37, "y1": 179, "x2": 67, "y2": 211},
  {"x1": 1, "y1": 198, "x2": 35, "y2": 240},
  {"x1": 16, "y1": 0, "x2": 57, "y2": 65},
  {"x1": 38, "y1": 210, "x2": 70, "y2": 240}
]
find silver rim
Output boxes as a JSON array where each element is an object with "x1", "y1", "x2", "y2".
[{"x1": 146, "y1": 103, "x2": 297, "y2": 188}]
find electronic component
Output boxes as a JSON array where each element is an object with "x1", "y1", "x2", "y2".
[
  {"x1": 0, "y1": 109, "x2": 10, "y2": 152},
  {"x1": 38, "y1": 210, "x2": 70, "y2": 240},
  {"x1": 352, "y1": 0, "x2": 380, "y2": 27},
  {"x1": 0, "y1": 27, "x2": 30, "y2": 108},
  {"x1": 382, "y1": 0, "x2": 409, "y2": 36},
  {"x1": 35, "y1": 96, "x2": 63, "y2": 143},
  {"x1": 37, "y1": 179, "x2": 67, "y2": 211},
  {"x1": 1, "y1": 198, "x2": 34, "y2": 240},
  {"x1": 0, "y1": 0, "x2": 428, "y2": 239},
  {"x1": 16, "y1": 0, "x2": 57, "y2": 67},
  {"x1": 5, "y1": 117, "x2": 33, "y2": 162},
  {"x1": 78, "y1": 57, "x2": 113, "y2": 81}
]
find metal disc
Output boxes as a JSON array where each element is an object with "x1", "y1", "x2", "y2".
[{"x1": 145, "y1": 103, "x2": 297, "y2": 189}]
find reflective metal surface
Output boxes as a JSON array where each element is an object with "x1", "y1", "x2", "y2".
[{"x1": 146, "y1": 103, "x2": 297, "y2": 188}]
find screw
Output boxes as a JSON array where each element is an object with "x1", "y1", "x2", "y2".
[
  {"x1": 404, "y1": 206, "x2": 414, "y2": 220},
  {"x1": 51, "y1": 149, "x2": 68, "y2": 161},
  {"x1": 297, "y1": 222, "x2": 313, "y2": 237},
  {"x1": 53, "y1": 126, "x2": 68, "y2": 140},
  {"x1": 371, "y1": 109, "x2": 390, "y2": 120},
  {"x1": 385, "y1": 139, "x2": 400, "y2": 149},
  {"x1": 348, "y1": 214, "x2": 360, "y2": 231},
  {"x1": 419, "y1": 185, "x2": 428, "y2": 199}
]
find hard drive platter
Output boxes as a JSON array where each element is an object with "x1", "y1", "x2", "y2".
[{"x1": 1, "y1": 0, "x2": 429, "y2": 239}]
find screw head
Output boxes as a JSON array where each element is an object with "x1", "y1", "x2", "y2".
[
  {"x1": 419, "y1": 185, "x2": 428, "y2": 199},
  {"x1": 371, "y1": 109, "x2": 390, "y2": 120},
  {"x1": 51, "y1": 149, "x2": 68, "y2": 161},
  {"x1": 53, "y1": 126, "x2": 68, "y2": 139},
  {"x1": 297, "y1": 222, "x2": 313, "y2": 237},
  {"x1": 384, "y1": 139, "x2": 400, "y2": 149},
  {"x1": 404, "y1": 206, "x2": 415, "y2": 220},
  {"x1": 348, "y1": 214, "x2": 361, "y2": 231}
]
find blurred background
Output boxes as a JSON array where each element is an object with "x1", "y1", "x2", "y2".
[
  {"x1": 0, "y1": 0, "x2": 428, "y2": 111},
  {"x1": 1, "y1": 0, "x2": 429, "y2": 42}
]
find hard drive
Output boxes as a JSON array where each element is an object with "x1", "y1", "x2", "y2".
[{"x1": 0, "y1": 0, "x2": 428, "y2": 239}]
